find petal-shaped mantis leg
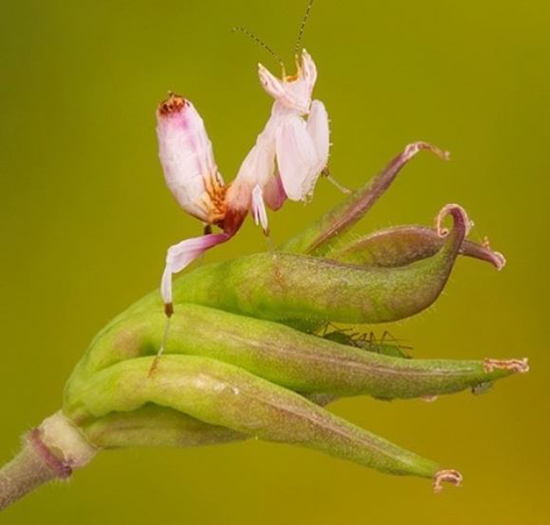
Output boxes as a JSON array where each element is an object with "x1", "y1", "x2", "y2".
[
  {"x1": 153, "y1": 232, "x2": 231, "y2": 373},
  {"x1": 161, "y1": 232, "x2": 232, "y2": 311},
  {"x1": 306, "y1": 100, "x2": 350, "y2": 194},
  {"x1": 276, "y1": 115, "x2": 322, "y2": 201}
]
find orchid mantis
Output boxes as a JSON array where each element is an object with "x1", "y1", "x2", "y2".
[
  {"x1": 156, "y1": 47, "x2": 330, "y2": 318},
  {"x1": 156, "y1": 0, "x2": 331, "y2": 333},
  {"x1": 239, "y1": 49, "x2": 331, "y2": 230}
]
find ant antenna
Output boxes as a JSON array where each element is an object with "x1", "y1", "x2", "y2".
[
  {"x1": 231, "y1": 26, "x2": 286, "y2": 72},
  {"x1": 295, "y1": 0, "x2": 315, "y2": 55}
]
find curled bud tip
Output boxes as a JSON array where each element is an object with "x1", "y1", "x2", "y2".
[
  {"x1": 484, "y1": 358, "x2": 529, "y2": 374},
  {"x1": 404, "y1": 141, "x2": 450, "y2": 162},
  {"x1": 433, "y1": 469, "x2": 462, "y2": 493},
  {"x1": 481, "y1": 238, "x2": 507, "y2": 269},
  {"x1": 436, "y1": 203, "x2": 472, "y2": 237},
  {"x1": 493, "y1": 251, "x2": 507, "y2": 271}
]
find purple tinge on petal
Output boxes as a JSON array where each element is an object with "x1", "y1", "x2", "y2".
[
  {"x1": 331, "y1": 225, "x2": 506, "y2": 270},
  {"x1": 263, "y1": 173, "x2": 288, "y2": 211}
]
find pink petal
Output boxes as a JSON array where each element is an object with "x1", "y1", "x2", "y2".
[
  {"x1": 156, "y1": 94, "x2": 223, "y2": 222},
  {"x1": 263, "y1": 172, "x2": 287, "y2": 211},
  {"x1": 161, "y1": 232, "x2": 230, "y2": 304}
]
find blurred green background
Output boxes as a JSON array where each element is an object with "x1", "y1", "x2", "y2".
[{"x1": 1, "y1": 0, "x2": 549, "y2": 523}]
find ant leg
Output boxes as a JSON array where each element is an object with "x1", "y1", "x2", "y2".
[
  {"x1": 380, "y1": 330, "x2": 413, "y2": 358},
  {"x1": 380, "y1": 330, "x2": 399, "y2": 345},
  {"x1": 366, "y1": 331, "x2": 378, "y2": 351},
  {"x1": 355, "y1": 331, "x2": 380, "y2": 353}
]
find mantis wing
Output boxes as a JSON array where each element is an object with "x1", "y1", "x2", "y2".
[{"x1": 276, "y1": 116, "x2": 322, "y2": 201}]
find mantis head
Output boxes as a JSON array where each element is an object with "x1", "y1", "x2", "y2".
[{"x1": 258, "y1": 49, "x2": 318, "y2": 115}]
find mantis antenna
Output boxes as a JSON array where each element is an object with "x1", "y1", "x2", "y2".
[
  {"x1": 295, "y1": 0, "x2": 315, "y2": 55},
  {"x1": 231, "y1": 26, "x2": 286, "y2": 74}
]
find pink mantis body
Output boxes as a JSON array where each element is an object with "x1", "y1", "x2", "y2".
[{"x1": 156, "y1": 49, "x2": 330, "y2": 317}]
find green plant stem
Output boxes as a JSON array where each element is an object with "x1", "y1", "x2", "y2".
[
  {"x1": 0, "y1": 437, "x2": 62, "y2": 511},
  {"x1": 0, "y1": 412, "x2": 97, "y2": 512}
]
